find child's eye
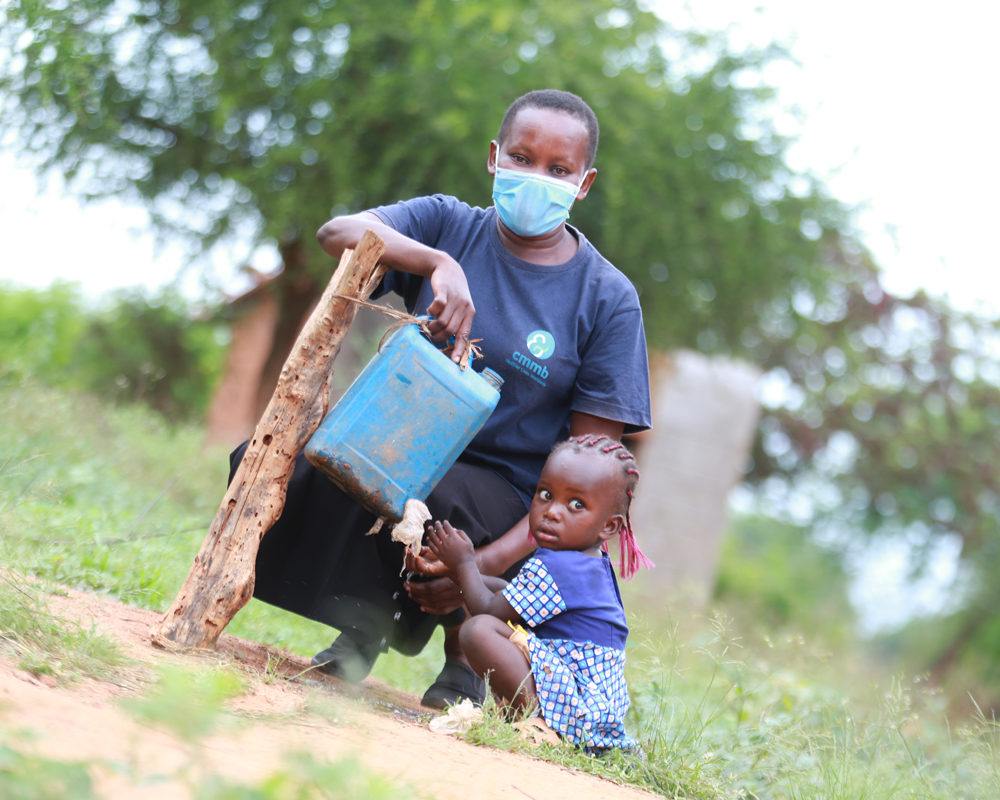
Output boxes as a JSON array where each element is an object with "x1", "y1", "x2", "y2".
[
  {"x1": 538, "y1": 488, "x2": 552, "y2": 501},
  {"x1": 569, "y1": 499, "x2": 585, "y2": 511}
]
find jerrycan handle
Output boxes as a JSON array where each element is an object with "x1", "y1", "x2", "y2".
[{"x1": 415, "y1": 314, "x2": 480, "y2": 365}]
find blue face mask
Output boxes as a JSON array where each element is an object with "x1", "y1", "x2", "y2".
[{"x1": 491, "y1": 162, "x2": 586, "y2": 238}]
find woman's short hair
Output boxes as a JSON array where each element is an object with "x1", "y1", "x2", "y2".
[{"x1": 497, "y1": 89, "x2": 600, "y2": 168}]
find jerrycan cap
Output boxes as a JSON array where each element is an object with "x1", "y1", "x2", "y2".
[{"x1": 480, "y1": 368, "x2": 504, "y2": 391}]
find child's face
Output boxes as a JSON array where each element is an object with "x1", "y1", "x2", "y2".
[{"x1": 529, "y1": 448, "x2": 624, "y2": 552}]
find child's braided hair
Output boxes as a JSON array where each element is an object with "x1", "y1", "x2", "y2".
[{"x1": 544, "y1": 434, "x2": 654, "y2": 580}]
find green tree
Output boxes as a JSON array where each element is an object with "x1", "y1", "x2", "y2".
[
  {"x1": 748, "y1": 247, "x2": 1000, "y2": 688},
  {"x1": 0, "y1": 283, "x2": 224, "y2": 418},
  {"x1": 0, "y1": 0, "x2": 835, "y2": 376},
  {"x1": 76, "y1": 288, "x2": 226, "y2": 418},
  {"x1": 0, "y1": 282, "x2": 87, "y2": 381}
]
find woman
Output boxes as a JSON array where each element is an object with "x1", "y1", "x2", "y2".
[{"x1": 235, "y1": 89, "x2": 651, "y2": 708}]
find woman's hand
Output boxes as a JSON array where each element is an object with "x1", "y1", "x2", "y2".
[
  {"x1": 316, "y1": 214, "x2": 475, "y2": 364},
  {"x1": 425, "y1": 521, "x2": 476, "y2": 570},
  {"x1": 427, "y1": 255, "x2": 475, "y2": 365},
  {"x1": 403, "y1": 576, "x2": 463, "y2": 615},
  {"x1": 404, "y1": 546, "x2": 450, "y2": 578}
]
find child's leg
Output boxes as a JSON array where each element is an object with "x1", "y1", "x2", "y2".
[{"x1": 459, "y1": 615, "x2": 537, "y2": 711}]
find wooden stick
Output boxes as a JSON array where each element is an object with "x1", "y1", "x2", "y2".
[{"x1": 152, "y1": 231, "x2": 387, "y2": 650}]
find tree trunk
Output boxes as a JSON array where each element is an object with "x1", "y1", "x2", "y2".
[
  {"x1": 928, "y1": 604, "x2": 992, "y2": 685},
  {"x1": 152, "y1": 231, "x2": 387, "y2": 650},
  {"x1": 628, "y1": 350, "x2": 761, "y2": 606},
  {"x1": 253, "y1": 237, "x2": 323, "y2": 419}
]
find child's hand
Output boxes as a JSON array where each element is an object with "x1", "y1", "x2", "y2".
[{"x1": 425, "y1": 520, "x2": 476, "y2": 570}]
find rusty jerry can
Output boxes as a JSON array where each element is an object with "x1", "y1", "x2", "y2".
[{"x1": 304, "y1": 323, "x2": 503, "y2": 521}]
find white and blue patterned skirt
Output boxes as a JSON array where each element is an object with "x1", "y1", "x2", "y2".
[{"x1": 526, "y1": 635, "x2": 634, "y2": 751}]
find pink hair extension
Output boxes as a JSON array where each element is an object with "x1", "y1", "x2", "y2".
[{"x1": 617, "y1": 490, "x2": 655, "y2": 579}]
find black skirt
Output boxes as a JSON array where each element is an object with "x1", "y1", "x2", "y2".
[{"x1": 229, "y1": 443, "x2": 529, "y2": 655}]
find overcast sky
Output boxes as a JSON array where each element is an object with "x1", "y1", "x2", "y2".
[
  {"x1": 656, "y1": 0, "x2": 998, "y2": 318},
  {"x1": 2, "y1": 0, "x2": 997, "y2": 320}
]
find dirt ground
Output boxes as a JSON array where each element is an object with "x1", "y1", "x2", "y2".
[{"x1": 1, "y1": 586, "x2": 656, "y2": 799}]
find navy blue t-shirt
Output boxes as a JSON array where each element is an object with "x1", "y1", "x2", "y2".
[{"x1": 370, "y1": 194, "x2": 651, "y2": 502}]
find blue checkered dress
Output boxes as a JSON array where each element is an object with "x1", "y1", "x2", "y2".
[{"x1": 502, "y1": 548, "x2": 634, "y2": 751}]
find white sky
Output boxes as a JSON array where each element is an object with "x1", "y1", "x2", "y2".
[
  {"x1": 655, "y1": 0, "x2": 999, "y2": 317},
  {"x1": 0, "y1": 155, "x2": 256, "y2": 301},
  {"x1": 2, "y1": 0, "x2": 998, "y2": 317}
]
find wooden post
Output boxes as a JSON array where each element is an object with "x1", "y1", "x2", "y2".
[{"x1": 152, "y1": 231, "x2": 387, "y2": 650}]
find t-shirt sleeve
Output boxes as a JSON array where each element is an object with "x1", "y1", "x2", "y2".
[
  {"x1": 366, "y1": 195, "x2": 458, "y2": 308},
  {"x1": 369, "y1": 194, "x2": 455, "y2": 247},
  {"x1": 501, "y1": 556, "x2": 567, "y2": 628},
  {"x1": 572, "y1": 304, "x2": 652, "y2": 432}
]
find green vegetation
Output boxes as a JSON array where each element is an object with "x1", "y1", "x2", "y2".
[
  {"x1": 0, "y1": 572, "x2": 125, "y2": 683},
  {"x1": 2, "y1": 378, "x2": 998, "y2": 797},
  {"x1": 0, "y1": 747, "x2": 97, "y2": 800},
  {"x1": 714, "y1": 515, "x2": 853, "y2": 642},
  {"x1": 466, "y1": 624, "x2": 1000, "y2": 799},
  {"x1": 0, "y1": 738, "x2": 416, "y2": 799},
  {"x1": 194, "y1": 753, "x2": 418, "y2": 799},
  {"x1": 122, "y1": 664, "x2": 247, "y2": 741},
  {"x1": 118, "y1": 664, "x2": 416, "y2": 797},
  {"x1": 0, "y1": 375, "x2": 440, "y2": 681},
  {"x1": 0, "y1": 660, "x2": 419, "y2": 799},
  {"x1": 0, "y1": 283, "x2": 225, "y2": 420}
]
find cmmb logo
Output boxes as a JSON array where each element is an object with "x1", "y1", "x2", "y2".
[
  {"x1": 525, "y1": 330, "x2": 555, "y2": 360},
  {"x1": 506, "y1": 329, "x2": 555, "y2": 387}
]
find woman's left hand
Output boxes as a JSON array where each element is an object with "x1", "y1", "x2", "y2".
[{"x1": 403, "y1": 576, "x2": 463, "y2": 615}]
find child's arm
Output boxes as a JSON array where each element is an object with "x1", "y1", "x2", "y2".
[{"x1": 425, "y1": 521, "x2": 520, "y2": 621}]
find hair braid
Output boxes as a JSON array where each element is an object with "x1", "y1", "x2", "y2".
[{"x1": 544, "y1": 434, "x2": 654, "y2": 579}]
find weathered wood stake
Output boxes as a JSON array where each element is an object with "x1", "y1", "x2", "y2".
[{"x1": 152, "y1": 231, "x2": 387, "y2": 650}]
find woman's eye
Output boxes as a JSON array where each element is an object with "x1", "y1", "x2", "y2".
[{"x1": 569, "y1": 499, "x2": 585, "y2": 511}]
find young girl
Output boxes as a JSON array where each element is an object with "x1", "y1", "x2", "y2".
[{"x1": 425, "y1": 434, "x2": 653, "y2": 751}]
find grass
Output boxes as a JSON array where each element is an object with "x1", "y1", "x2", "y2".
[
  {"x1": 0, "y1": 377, "x2": 443, "y2": 687},
  {"x1": 0, "y1": 739, "x2": 418, "y2": 800},
  {"x1": 0, "y1": 570, "x2": 125, "y2": 682},
  {"x1": 0, "y1": 659, "x2": 421, "y2": 798},
  {"x1": 0, "y1": 746, "x2": 97, "y2": 800},
  {"x1": 2, "y1": 377, "x2": 999, "y2": 798}
]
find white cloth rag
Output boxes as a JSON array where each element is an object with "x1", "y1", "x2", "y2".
[
  {"x1": 428, "y1": 698, "x2": 483, "y2": 735},
  {"x1": 391, "y1": 498, "x2": 431, "y2": 556}
]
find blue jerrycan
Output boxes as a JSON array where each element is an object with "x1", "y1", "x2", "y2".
[{"x1": 304, "y1": 323, "x2": 503, "y2": 521}]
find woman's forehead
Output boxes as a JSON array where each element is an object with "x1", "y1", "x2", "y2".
[{"x1": 504, "y1": 107, "x2": 590, "y2": 163}]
